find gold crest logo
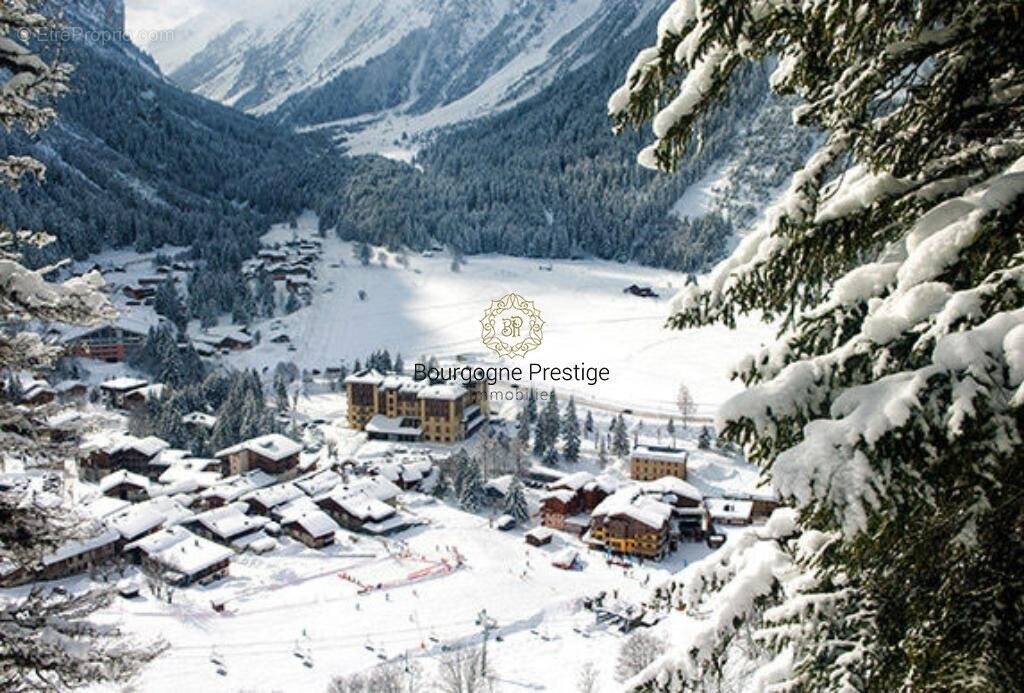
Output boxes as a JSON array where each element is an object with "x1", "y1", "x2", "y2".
[{"x1": 481, "y1": 293, "x2": 544, "y2": 358}]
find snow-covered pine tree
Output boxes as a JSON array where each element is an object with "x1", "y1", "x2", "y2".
[
  {"x1": 516, "y1": 404, "x2": 531, "y2": 444},
  {"x1": 611, "y1": 0, "x2": 1024, "y2": 689},
  {"x1": 535, "y1": 391, "x2": 560, "y2": 459},
  {"x1": 153, "y1": 279, "x2": 185, "y2": 329},
  {"x1": 526, "y1": 388, "x2": 538, "y2": 422},
  {"x1": 451, "y1": 449, "x2": 473, "y2": 499},
  {"x1": 1, "y1": 3, "x2": 163, "y2": 687},
  {"x1": 503, "y1": 476, "x2": 530, "y2": 524},
  {"x1": 274, "y1": 372, "x2": 289, "y2": 412},
  {"x1": 561, "y1": 396, "x2": 581, "y2": 462},
  {"x1": 431, "y1": 467, "x2": 451, "y2": 499},
  {"x1": 584, "y1": 410, "x2": 594, "y2": 436},
  {"x1": 458, "y1": 458, "x2": 485, "y2": 512},
  {"x1": 611, "y1": 415, "x2": 631, "y2": 457},
  {"x1": 597, "y1": 438, "x2": 609, "y2": 469},
  {"x1": 697, "y1": 425, "x2": 712, "y2": 450}
]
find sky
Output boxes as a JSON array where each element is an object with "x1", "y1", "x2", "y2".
[{"x1": 124, "y1": 0, "x2": 206, "y2": 38}]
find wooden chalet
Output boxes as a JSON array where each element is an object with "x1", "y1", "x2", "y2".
[
  {"x1": 281, "y1": 510, "x2": 338, "y2": 548},
  {"x1": 215, "y1": 433, "x2": 302, "y2": 478}
]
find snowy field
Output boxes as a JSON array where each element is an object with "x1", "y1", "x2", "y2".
[
  {"x1": 83, "y1": 498, "x2": 729, "y2": 692},
  {"x1": 221, "y1": 213, "x2": 775, "y2": 420},
  {"x1": 62, "y1": 214, "x2": 775, "y2": 420}
]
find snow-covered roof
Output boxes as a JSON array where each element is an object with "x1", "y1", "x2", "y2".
[
  {"x1": 200, "y1": 470, "x2": 276, "y2": 503},
  {"x1": 371, "y1": 460, "x2": 428, "y2": 484},
  {"x1": 181, "y1": 412, "x2": 217, "y2": 428},
  {"x1": 243, "y1": 482, "x2": 304, "y2": 510},
  {"x1": 108, "y1": 435, "x2": 169, "y2": 458},
  {"x1": 194, "y1": 327, "x2": 253, "y2": 347},
  {"x1": 99, "y1": 377, "x2": 149, "y2": 393},
  {"x1": 643, "y1": 476, "x2": 703, "y2": 502},
  {"x1": 294, "y1": 470, "x2": 342, "y2": 497},
  {"x1": 21, "y1": 383, "x2": 55, "y2": 401},
  {"x1": 215, "y1": 433, "x2": 302, "y2": 462},
  {"x1": 551, "y1": 471, "x2": 595, "y2": 491},
  {"x1": 592, "y1": 488, "x2": 673, "y2": 530},
  {"x1": 344, "y1": 368, "x2": 385, "y2": 385},
  {"x1": 363, "y1": 514, "x2": 413, "y2": 535},
  {"x1": 584, "y1": 473, "x2": 625, "y2": 495},
  {"x1": 157, "y1": 458, "x2": 221, "y2": 487},
  {"x1": 330, "y1": 476, "x2": 402, "y2": 503},
  {"x1": 273, "y1": 495, "x2": 319, "y2": 521},
  {"x1": 282, "y1": 509, "x2": 339, "y2": 538},
  {"x1": 105, "y1": 503, "x2": 166, "y2": 540},
  {"x1": 706, "y1": 498, "x2": 754, "y2": 521},
  {"x1": 365, "y1": 415, "x2": 422, "y2": 436},
  {"x1": 82, "y1": 495, "x2": 131, "y2": 520},
  {"x1": 631, "y1": 445, "x2": 689, "y2": 464},
  {"x1": 190, "y1": 503, "x2": 269, "y2": 540},
  {"x1": 128, "y1": 526, "x2": 233, "y2": 578},
  {"x1": 99, "y1": 469, "x2": 151, "y2": 494},
  {"x1": 125, "y1": 384, "x2": 166, "y2": 401},
  {"x1": 61, "y1": 313, "x2": 157, "y2": 342},
  {"x1": 417, "y1": 383, "x2": 467, "y2": 400},
  {"x1": 551, "y1": 548, "x2": 578, "y2": 567},
  {"x1": 484, "y1": 475, "x2": 514, "y2": 496},
  {"x1": 541, "y1": 489, "x2": 576, "y2": 504},
  {"x1": 42, "y1": 528, "x2": 119, "y2": 566},
  {"x1": 56, "y1": 380, "x2": 87, "y2": 393},
  {"x1": 525, "y1": 527, "x2": 554, "y2": 542},
  {"x1": 325, "y1": 489, "x2": 395, "y2": 522}
]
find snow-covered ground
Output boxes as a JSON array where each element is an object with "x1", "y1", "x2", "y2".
[
  {"x1": 227, "y1": 213, "x2": 774, "y2": 420},
  {"x1": 83, "y1": 496, "x2": 730, "y2": 692}
]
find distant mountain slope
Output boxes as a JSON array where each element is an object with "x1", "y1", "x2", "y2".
[
  {"x1": 304, "y1": 6, "x2": 816, "y2": 272},
  {"x1": 1, "y1": 0, "x2": 325, "y2": 269},
  {"x1": 146, "y1": 0, "x2": 664, "y2": 156}
]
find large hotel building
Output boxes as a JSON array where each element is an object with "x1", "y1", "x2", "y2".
[{"x1": 344, "y1": 369, "x2": 489, "y2": 444}]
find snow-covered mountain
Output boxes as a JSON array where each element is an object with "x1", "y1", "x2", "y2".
[{"x1": 145, "y1": 0, "x2": 662, "y2": 155}]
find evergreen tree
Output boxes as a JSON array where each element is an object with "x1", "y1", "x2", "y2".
[
  {"x1": 431, "y1": 468, "x2": 451, "y2": 499},
  {"x1": 458, "y1": 458, "x2": 485, "y2": 512},
  {"x1": 611, "y1": 415, "x2": 630, "y2": 457},
  {"x1": 611, "y1": 1, "x2": 1024, "y2": 689},
  {"x1": 584, "y1": 410, "x2": 594, "y2": 436},
  {"x1": 561, "y1": 396, "x2": 581, "y2": 463},
  {"x1": 503, "y1": 476, "x2": 530, "y2": 524},
  {"x1": 697, "y1": 426, "x2": 713, "y2": 450},
  {"x1": 451, "y1": 449, "x2": 473, "y2": 499},
  {"x1": 257, "y1": 270, "x2": 276, "y2": 317},
  {"x1": 274, "y1": 372, "x2": 290, "y2": 412},
  {"x1": 666, "y1": 417, "x2": 676, "y2": 445},
  {"x1": 393, "y1": 353, "x2": 404, "y2": 374},
  {"x1": 516, "y1": 404, "x2": 531, "y2": 445},
  {"x1": 284, "y1": 291, "x2": 301, "y2": 314},
  {"x1": 0, "y1": 4, "x2": 163, "y2": 686},
  {"x1": 153, "y1": 279, "x2": 185, "y2": 329},
  {"x1": 533, "y1": 391, "x2": 560, "y2": 458},
  {"x1": 597, "y1": 438, "x2": 609, "y2": 469},
  {"x1": 526, "y1": 388, "x2": 538, "y2": 422}
]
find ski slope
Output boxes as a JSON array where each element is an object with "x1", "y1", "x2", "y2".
[{"x1": 90, "y1": 499, "x2": 732, "y2": 692}]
